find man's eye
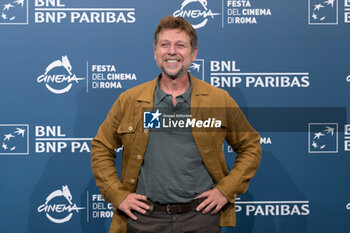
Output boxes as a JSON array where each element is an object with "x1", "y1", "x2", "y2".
[{"x1": 177, "y1": 44, "x2": 185, "y2": 47}]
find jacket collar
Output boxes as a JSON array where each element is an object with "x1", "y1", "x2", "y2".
[
  {"x1": 136, "y1": 78, "x2": 157, "y2": 103},
  {"x1": 136, "y1": 73, "x2": 208, "y2": 103},
  {"x1": 190, "y1": 73, "x2": 209, "y2": 96}
]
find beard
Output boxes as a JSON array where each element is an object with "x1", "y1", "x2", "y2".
[
  {"x1": 160, "y1": 65, "x2": 188, "y2": 80},
  {"x1": 157, "y1": 57, "x2": 190, "y2": 80}
]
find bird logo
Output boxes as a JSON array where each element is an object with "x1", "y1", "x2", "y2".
[
  {"x1": 309, "y1": 0, "x2": 337, "y2": 24},
  {"x1": 189, "y1": 63, "x2": 201, "y2": 72},
  {"x1": 0, "y1": 0, "x2": 26, "y2": 24},
  {"x1": 309, "y1": 123, "x2": 337, "y2": 153},
  {"x1": 0, "y1": 126, "x2": 28, "y2": 154}
]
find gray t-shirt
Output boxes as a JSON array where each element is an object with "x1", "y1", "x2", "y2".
[{"x1": 135, "y1": 75, "x2": 215, "y2": 204}]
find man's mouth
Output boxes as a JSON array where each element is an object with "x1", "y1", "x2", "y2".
[{"x1": 166, "y1": 59, "x2": 180, "y2": 63}]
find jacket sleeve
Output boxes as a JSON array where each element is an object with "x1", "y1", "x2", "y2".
[
  {"x1": 91, "y1": 93, "x2": 130, "y2": 209},
  {"x1": 216, "y1": 91, "x2": 262, "y2": 203}
]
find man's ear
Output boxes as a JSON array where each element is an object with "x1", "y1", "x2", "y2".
[{"x1": 154, "y1": 47, "x2": 157, "y2": 61}]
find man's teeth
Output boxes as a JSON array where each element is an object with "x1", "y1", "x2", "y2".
[{"x1": 167, "y1": 60, "x2": 178, "y2": 63}]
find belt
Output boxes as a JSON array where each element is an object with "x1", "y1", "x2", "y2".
[{"x1": 145, "y1": 198, "x2": 205, "y2": 215}]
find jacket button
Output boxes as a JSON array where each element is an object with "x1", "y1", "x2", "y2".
[
  {"x1": 128, "y1": 126, "x2": 133, "y2": 131},
  {"x1": 136, "y1": 155, "x2": 142, "y2": 160},
  {"x1": 144, "y1": 129, "x2": 149, "y2": 134},
  {"x1": 130, "y1": 179, "x2": 136, "y2": 184}
]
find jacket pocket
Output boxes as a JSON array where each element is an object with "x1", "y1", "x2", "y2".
[
  {"x1": 117, "y1": 119, "x2": 139, "y2": 145},
  {"x1": 117, "y1": 120, "x2": 139, "y2": 182}
]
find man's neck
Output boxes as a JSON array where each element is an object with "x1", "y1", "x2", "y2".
[
  {"x1": 159, "y1": 73, "x2": 190, "y2": 97},
  {"x1": 159, "y1": 72, "x2": 191, "y2": 107}
]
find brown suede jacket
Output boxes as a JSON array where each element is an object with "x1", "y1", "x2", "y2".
[{"x1": 91, "y1": 75, "x2": 262, "y2": 233}]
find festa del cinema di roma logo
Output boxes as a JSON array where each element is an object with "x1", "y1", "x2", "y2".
[
  {"x1": 37, "y1": 185, "x2": 85, "y2": 224},
  {"x1": 173, "y1": 0, "x2": 220, "y2": 29},
  {"x1": 37, "y1": 55, "x2": 85, "y2": 94}
]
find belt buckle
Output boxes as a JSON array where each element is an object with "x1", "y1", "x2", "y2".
[
  {"x1": 166, "y1": 204, "x2": 171, "y2": 214},
  {"x1": 149, "y1": 203, "x2": 154, "y2": 213}
]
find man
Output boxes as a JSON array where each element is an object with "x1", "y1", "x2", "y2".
[{"x1": 91, "y1": 16, "x2": 261, "y2": 233}]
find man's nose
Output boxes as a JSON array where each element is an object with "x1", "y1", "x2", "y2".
[{"x1": 168, "y1": 44, "x2": 177, "y2": 55}]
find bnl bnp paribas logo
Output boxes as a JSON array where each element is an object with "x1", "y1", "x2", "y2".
[
  {"x1": 0, "y1": 124, "x2": 29, "y2": 155},
  {"x1": 308, "y1": 123, "x2": 338, "y2": 153},
  {"x1": 0, "y1": 0, "x2": 28, "y2": 24},
  {"x1": 308, "y1": 0, "x2": 338, "y2": 25},
  {"x1": 1, "y1": 0, "x2": 136, "y2": 24},
  {"x1": 173, "y1": 0, "x2": 220, "y2": 29},
  {"x1": 37, "y1": 55, "x2": 85, "y2": 94}
]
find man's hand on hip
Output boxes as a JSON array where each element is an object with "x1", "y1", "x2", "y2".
[
  {"x1": 118, "y1": 193, "x2": 149, "y2": 220},
  {"x1": 195, "y1": 187, "x2": 228, "y2": 215}
]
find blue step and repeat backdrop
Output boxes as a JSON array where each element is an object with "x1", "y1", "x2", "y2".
[{"x1": 1, "y1": 0, "x2": 350, "y2": 232}]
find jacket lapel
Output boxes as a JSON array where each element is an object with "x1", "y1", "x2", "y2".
[{"x1": 136, "y1": 78, "x2": 157, "y2": 106}]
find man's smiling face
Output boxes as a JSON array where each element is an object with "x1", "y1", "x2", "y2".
[{"x1": 154, "y1": 29, "x2": 198, "y2": 79}]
